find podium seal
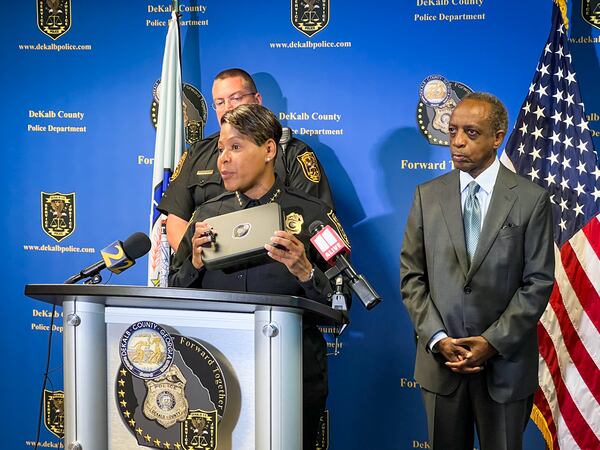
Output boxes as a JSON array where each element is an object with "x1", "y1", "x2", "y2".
[
  {"x1": 120, "y1": 321, "x2": 175, "y2": 380},
  {"x1": 116, "y1": 334, "x2": 228, "y2": 449},
  {"x1": 143, "y1": 365, "x2": 190, "y2": 428},
  {"x1": 181, "y1": 409, "x2": 218, "y2": 450}
]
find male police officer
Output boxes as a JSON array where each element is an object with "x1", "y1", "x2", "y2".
[{"x1": 159, "y1": 68, "x2": 334, "y2": 250}]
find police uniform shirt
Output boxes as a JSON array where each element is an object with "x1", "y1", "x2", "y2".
[
  {"x1": 169, "y1": 177, "x2": 343, "y2": 303},
  {"x1": 157, "y1": 130, "x2": 334, "y2": 222}
]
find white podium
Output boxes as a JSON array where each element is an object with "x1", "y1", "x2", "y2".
[{"x1": 25, "y1": 284, "x2": 343, "y2": 450}]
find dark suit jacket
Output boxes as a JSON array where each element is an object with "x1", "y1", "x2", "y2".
[{"x1": 400, "y1": 164, "x2": 554, "y2": 403}]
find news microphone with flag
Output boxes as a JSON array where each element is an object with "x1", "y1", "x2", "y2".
[
  {"x1": 64, "y1": 232, "x2": 151, "y2": 284},
  {"x1": 309, "y1": 221, "x2": 381, "y2": 310}
]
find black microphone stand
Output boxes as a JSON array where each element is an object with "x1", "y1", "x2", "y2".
[
  {"x1": 35, "y1": 260, "x2": 103, "y2": 450},
  {"x1": 328, "y1": 275, "x2": 349, "y2": 356},
  {"x1": 64, "y1": 263, "x2": 104, "y2": 284},
  {"x1": 324, "y1": 256, "x2": 381, "y2": 310}
]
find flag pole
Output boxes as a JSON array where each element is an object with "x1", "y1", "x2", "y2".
[
  {"x1": 148, "y1": 0, "x2": 186, "y2": 287},
  {"x1": 172, "y1": 0, "x2": 183, "y2": 74}
]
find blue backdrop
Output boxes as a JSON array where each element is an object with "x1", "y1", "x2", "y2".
[{"x1": 5, "y1": 0, "x2": 600, "y2": 448}]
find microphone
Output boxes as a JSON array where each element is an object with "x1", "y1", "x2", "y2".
[
  {"x1": 309, "y1": 221, "x2": 381, "y2": 310},
  {"x1": 309, "y1": 223, "x2": 350, "y2": 264},
  {"x1": 64, "y1": 232, "x2": 151, "y2": 284}
]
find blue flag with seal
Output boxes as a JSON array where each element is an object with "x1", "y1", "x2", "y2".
[{"x1": 148, "y1": 8, "x2": 185, "y2": 287}]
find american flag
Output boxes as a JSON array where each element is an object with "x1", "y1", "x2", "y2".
[{"x1": 501, "y1": 2, "x2": 600, "y2": 449}]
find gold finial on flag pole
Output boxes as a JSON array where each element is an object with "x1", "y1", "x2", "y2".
[{"x1": 554, "y1": 0, "x2": 569, "y2": 30}]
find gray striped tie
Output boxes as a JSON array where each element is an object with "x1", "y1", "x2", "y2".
[{"x1": 463, "y1": 181, "x2": 481, "y2": 265}]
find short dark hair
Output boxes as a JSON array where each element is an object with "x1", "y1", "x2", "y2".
[
  {"x1": 221, "y1": 104, "x2": 282, "y2": 146},
  {"x1": 461, "y1": 92, "x2": 508, "y2": 134},
  {"x1": 214, "y1": 68, "x2": 258, "y2": 93}
]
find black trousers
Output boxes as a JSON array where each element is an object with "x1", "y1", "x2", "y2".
[
  {"x1": 421, "y1": 372, "x2": 534, "y2": 450},
  {"x1": 304, "y1": 396, "x2": 326, "y2": 450},
  {"x1": 303, "y1": 325, "x2": 328, "y2": 449}
]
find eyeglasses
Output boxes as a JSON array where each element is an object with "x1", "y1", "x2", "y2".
[{"x1": 211, "y1": 92, "x2": 257, "y2": 110}]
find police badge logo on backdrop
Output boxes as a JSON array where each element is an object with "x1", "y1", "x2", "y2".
[
  {"x1": 44, "y1": 389, "x2": 65, "y2": 439},
  {"x1": 582, "y1": 0, "x2": 600, "y2": 28},
  {"x1": 116, "y1": 321, "x2": 228, "y2": 450},
  {"x1": 151, "y1": 81, "x2": 208, "y2": 146},
  {"x1": 41, "y1": 192, "x2": 75, "y2": 242},
  {"x1": 292, "y1": 0, "x2": 330, "y2": 37},
  {"x1": 37, "y1": 0, "x2": 71, "y2": 40},
  {"x1": 416, "y1": 75, "x2": 473, "y2": 146}
]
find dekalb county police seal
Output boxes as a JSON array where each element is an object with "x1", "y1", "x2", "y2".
[
  {"x1": 36, "y1": 0, "x2": 71, "y2": 40},
  {"x1": 416, "y1": 76, "x2": 473, "y2": 146},
  {"x1": 44, "y1": 389, "x2": 64, "y2": 439},
  {"x1": 419, "y1": 75, "x2": 451, "y2": 107},
  {"x1": 41, "y1": 192, "x2": 75, "y2": 242},
  {"x1": 120, "y1": 321, "x2": 174, "y2": 379},
  {"x1": 116, "y1": 334, "x2": 228, "y2": 450},
  {"x1": 582, "y1": 0, "x2": 600, "y2": 29},
  {"x1": 151, "y1": 80, "x2": 208, "y2": 145},
  {"x1": 292, "y1": 0, "x2": 330, "y2": 37}
]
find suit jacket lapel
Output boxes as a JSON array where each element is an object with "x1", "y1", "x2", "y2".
[
  {"x1": 467, "y1": 164, "x2": 518, "y2": 279},
  {"x1": 439, "y1": 171, "x2": 469, "y2": 277}
]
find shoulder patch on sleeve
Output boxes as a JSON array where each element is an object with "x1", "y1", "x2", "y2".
[
  {"x1": 327, "y1": 210, "x2": 350, "y2": 248},
  {"x1": 296, "y1": 151, "x2": 321, "y2": 183},
  {"x1": 170, "y1": 151, "x2": 188, "y2": 182}
]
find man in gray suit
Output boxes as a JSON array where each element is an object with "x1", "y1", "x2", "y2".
[{"x1": 400, "y1": 92, "x2": 555, "y2": 450}]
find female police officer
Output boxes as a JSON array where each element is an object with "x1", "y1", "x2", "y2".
[{"x1": 169, "y1": 103, "x2": 350, "y2": 448}]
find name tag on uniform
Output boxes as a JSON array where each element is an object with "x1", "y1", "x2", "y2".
[{"x1": 196, "y1": 169, "x2": 214, "y2": 176}]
